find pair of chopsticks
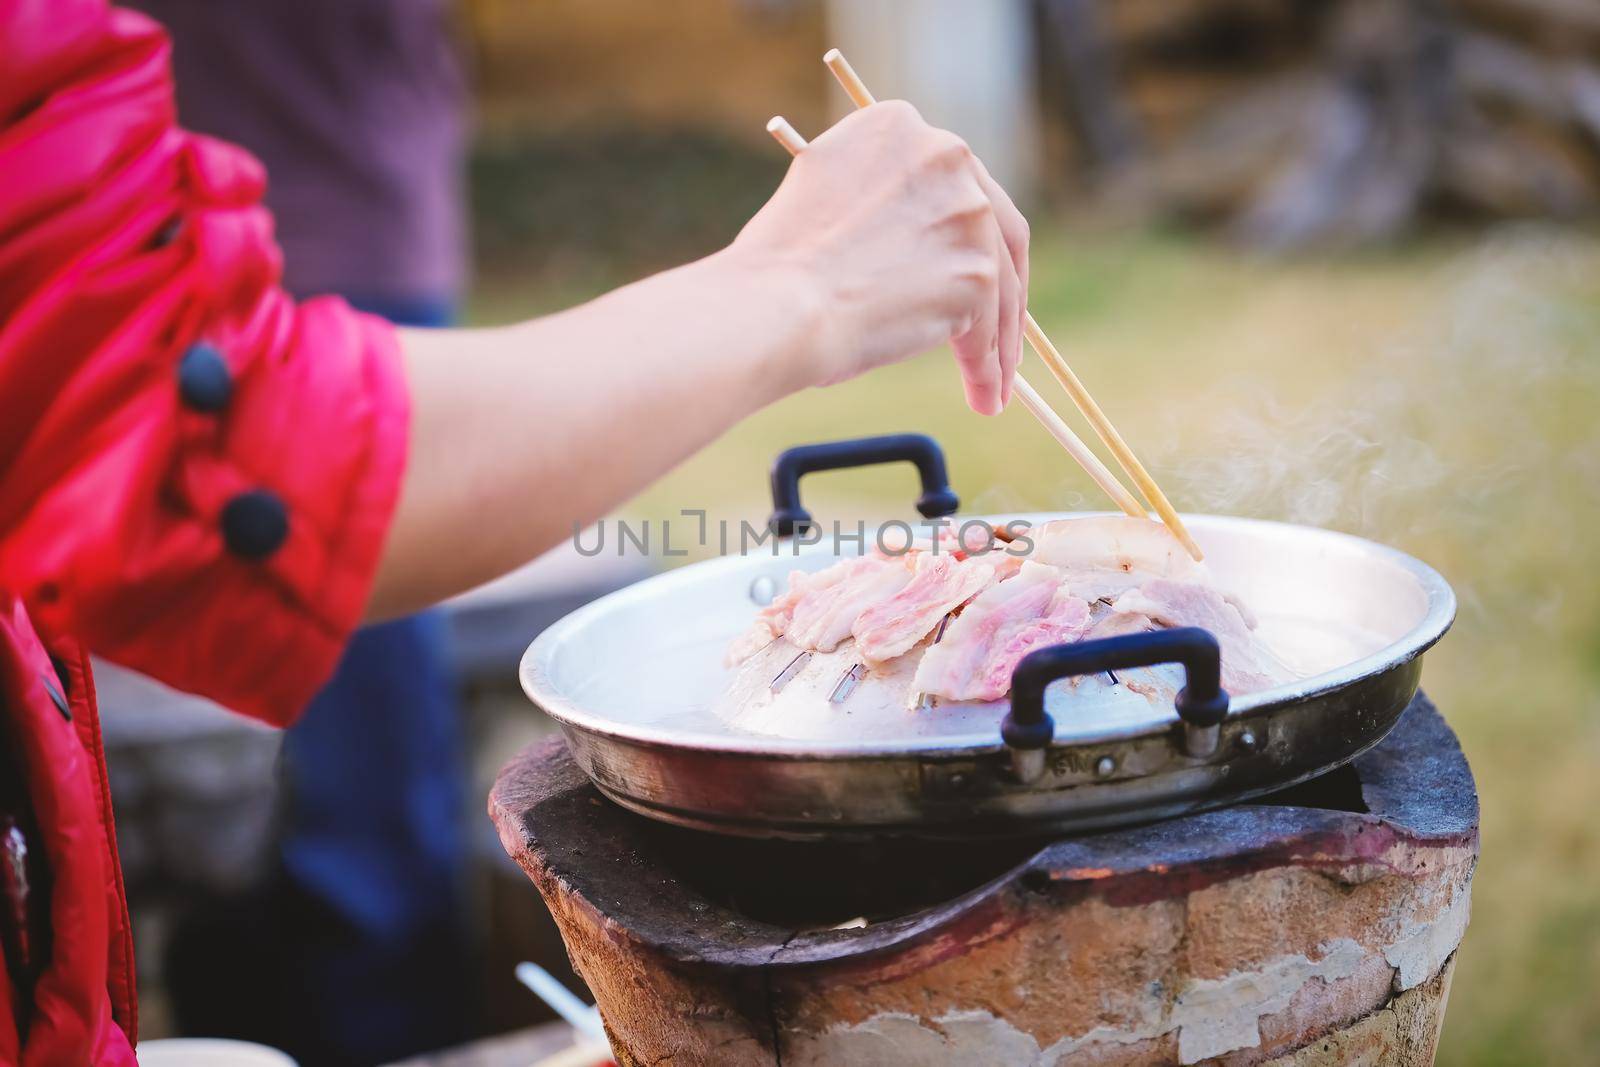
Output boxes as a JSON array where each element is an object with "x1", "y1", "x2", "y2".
[{"x1": 766, "y1": 49, "x2": 1202, "y2": 562}]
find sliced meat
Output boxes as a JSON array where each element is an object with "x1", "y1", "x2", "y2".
[
  {"x1": 853, "y1": 552, "x2": 999, "y2": 664},
  {"x1": 1084, "y1": 608, "x2": 1156, "y2": 641},
  {"x1": 926, "y1": 522, "x2": 997, "y2": 557},
  {"x1": 1027, "y1": 516, "x2": 1207, "y2": 578},
  {"x1": 1022, "y1": 516, "x2": 1269, "y2": 619},
  {"x1": 987, "y1": 550, "x2": 1028, "y2": 583},
  {"x1": 726, "y1": 555, "x2": 880, "y2": 664},
  {"x1": 913, "y1": 561, "x2": 1093, "y2": 702},
  {"x1": 787, "y1": 555, "x2": 914, "y2": 652},
  {"x1": 1109, "y1": 578, "x2": 1292, "y2": 694},
  {"x1": 1057, "y1": 569, "x2": 1152, "y2": 605},
  {"x1": 1024, "y1": 515, "x2": 1211, "y2": 602}
]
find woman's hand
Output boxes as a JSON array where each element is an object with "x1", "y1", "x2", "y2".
[
  {"x1": 733, "y1": 101, "x2": 1030, "y2": 416},
  {"x1": 377, "y1": 103, "x2": 1031, "y2": 616}
]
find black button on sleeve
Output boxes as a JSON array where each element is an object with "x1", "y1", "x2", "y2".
[
  {"x1": 177, "y1": 342, "x2": 233, "y2": 412},
  {"x1": 151, "y1": 216, "x2": 184, "y2": 248},
  {"x1": 221, "y1": 490, "x2": 289, "y2": 560}
]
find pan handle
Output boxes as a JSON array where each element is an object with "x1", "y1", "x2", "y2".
[
  {"x1": 1001, "y1": 627, "x2": 1230, "y2": 781},
  {"x1": 766, "y1": 434, "x2": 960, "y2": 537}
]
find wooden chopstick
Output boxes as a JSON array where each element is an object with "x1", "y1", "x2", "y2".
[
  {"x1": 765, "y1": 117, "x2": 1147, "y2": 520},
  {"x1": 820, "y1": 49, "x2": 1204, "y2": 561},
  {"x1": 1019, "y1": 316, "x2": 1202, "y2": 557},
  {"x1": 764, "y1": 115, "x2": 813, "y2": 156},
  {"x1": 1008, "y1": 380, "x2": 1146, "y2": 518}
]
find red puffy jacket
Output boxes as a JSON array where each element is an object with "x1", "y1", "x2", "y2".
[{"x1": 0, "y1": 0, "x2": 410, "y2": 1059}]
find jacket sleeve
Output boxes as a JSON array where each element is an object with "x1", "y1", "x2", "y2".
[{"x1": 0, "y1": 0, "x2": 411, "y2": 726}]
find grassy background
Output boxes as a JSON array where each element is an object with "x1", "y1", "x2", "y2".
[{"x1": 469, "y1": 138, "x2": 1600, "y2": 1060}]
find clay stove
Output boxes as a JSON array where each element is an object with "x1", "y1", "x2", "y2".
[{"x1": 490, "y1": 695, "x2": 1476, "y2": 1065}]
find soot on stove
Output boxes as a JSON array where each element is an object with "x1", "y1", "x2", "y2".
[{"x1": 596, "y1": 761, "x2": 1369, "y2": 930}]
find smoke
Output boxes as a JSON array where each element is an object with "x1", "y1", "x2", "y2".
[
  {"x1": 966, "y1": 481, "x2": 1090, "y2": 517},
  {"x1": 1159, "y1": 226, "x2": 1600, "y2": 636}
]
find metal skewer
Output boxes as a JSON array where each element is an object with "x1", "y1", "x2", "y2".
[
  {"x1": 770, "y1": 650, "x2": 812, "y2": 693},
  {"x1": 906, "y1": 611, "x2": 954, "y2": 711},
  {"x1": 828, "y1": 661, "x2": 866, "y2": 703},
  {"x1": 817, "y1": 48, "x2": 1204, "y2": 563}
]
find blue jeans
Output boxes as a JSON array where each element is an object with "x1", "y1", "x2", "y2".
[
  {"x1": 285, "y1": 293, "x2": 468, "y2": 1063},
  {"x1": 277, "y1": 611, "x2": 468, "y2": 1063}
]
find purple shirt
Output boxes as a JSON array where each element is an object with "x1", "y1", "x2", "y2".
[{"x1": 131, "y1": 0, "x2": 468, "y2": 303}]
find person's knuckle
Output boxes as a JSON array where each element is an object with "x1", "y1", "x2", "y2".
[
  {"x1": 948, "y1": 205, "x2": 985, "y2": 232},
  {"x1": 945, "y1": 187, "x2": 992, "y2": 223},
  {"x1": 958, "y1": 254, "x2": 999, "y2": 291},
  {"x1": 875, "y1": 99, "x2": 920, "y2": 128},
  {"x1": 931, "y1": 131, "x2": 972, "y2": 166},
  {"x1": 910, "y1": 129, "x2": 962, "y2": 168}
]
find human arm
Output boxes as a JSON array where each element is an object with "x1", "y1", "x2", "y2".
[
  {"x1": 0, "y1": 1, "x2": 1030, "y2": 722},
  {"x1": 373, "y1": 101, "x2": 1033, "y2": 615}
]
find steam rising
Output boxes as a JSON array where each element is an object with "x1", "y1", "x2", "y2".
[{"x1": 1160, "y1": 227, "x2": 1600, "y2": 637}]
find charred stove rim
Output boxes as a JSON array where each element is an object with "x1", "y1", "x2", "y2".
[{"x1": 489, "y1": 695, "x2": 1477, "y2": 973}]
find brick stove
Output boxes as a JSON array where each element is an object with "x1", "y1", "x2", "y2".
[{"x1": 490, "y1": 694, "x2": 1476, "y2": 1065}]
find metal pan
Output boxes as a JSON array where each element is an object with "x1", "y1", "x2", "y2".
[{"x1": 519, "y1": 436, "x2": 1455, "y2": 839}]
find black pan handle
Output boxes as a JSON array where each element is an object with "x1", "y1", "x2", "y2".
[
  {"x1": 767, "y1": 434, "x2": 960, "y2": 537},
  {"x1": 1001, "y1": 627, "x2": 1231, "y2": 780}
]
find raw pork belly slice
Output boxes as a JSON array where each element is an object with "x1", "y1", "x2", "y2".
[
  {"x1": 1027, "y1": 515, "x2": 1222, "y2": 603},
  {"x1": 853, "y1": 553, "x2": 999, "y2": 664},
  {"x1": 1109, "y1": 578, "x2": 1289, "y2": 694},
  {"x1": 1084, "y1": 609, "x2": 1156, "y2": 641},
  {"x1": 1025, "y1": 516, "x2": 1260, "y2": 623},
  {"x1": 724, "y1": 518, "x2": 1292, "y2": 703},
  {"x1": 725, "y1": 555, "x2": 875, "y2": 664},
  {"x1": 1028, "y1": 516, "x2": 1208, "y2": 581},
  {"x1": 913, "y1": 561, "x2": 1092, "y2": 702},
  {"x1": 729, "y1": 556, "x2": 921, "y2": 662},
  {"x1": 786, "y1": 555, "x2": 915, "y2": 652}
]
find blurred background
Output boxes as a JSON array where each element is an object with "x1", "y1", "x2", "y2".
[{"x1": 104, "y1": 1, "x2": 1599, "y2": 1064}]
